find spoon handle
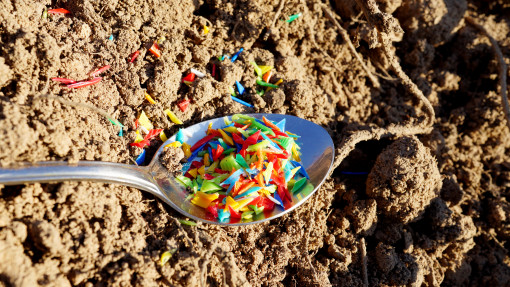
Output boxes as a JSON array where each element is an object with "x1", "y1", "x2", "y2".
[{"x1": 0, "y1": 161, "x2": 160, "y2": 195}]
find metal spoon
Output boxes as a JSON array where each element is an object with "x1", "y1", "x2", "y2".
[{"x1": 0, "y1": 113, "x2": 334, "y2": 225}]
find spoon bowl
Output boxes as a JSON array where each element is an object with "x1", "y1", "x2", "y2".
[{"x1": 0, "y1": 113, "x2": 334, "y2": 225}]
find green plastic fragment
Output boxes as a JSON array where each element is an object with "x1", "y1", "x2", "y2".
[
  {"x1": 176, "y1": 175, "x2": 192, "y2": 188},
  {"x1": 108, "y1": 118, "x2": 125, "y2": 127},
  {"x1": 197, "y1": 150, "x2": 207, "y2": 157},
  {"x1": 242, "y1": 211, "x2": 254, "y2": 219},
  {"x1": 256, "y1": 78, "x2": 279, "y2": 88},
  {"x1": 250, "y1": 62, "x2": 262, "y2": 77},
  {"x1": 286, "y1": 13, "x2": 302, "y2": 23},
  {"x1": 42, "y1": 8, "x2": 48, "y2": 19},
  {"x1": 249, "y1": 204, "x2": 265, "y2": 215},
  {"x1": 235, "y1": 154, "x2": 249, "y2": 168},
  {"x1": 159, "y1": 249, "x2": 177, "y2": 266},
  {"x1": 223, "y1": 116, "x2": 232, "y2": 126},
  {"x1": 287, "y1": 178, "x2": 296, "y2": 191},
  {"x1": 292, "y1": 177, "x2": 307, "y2": 193},
  {"x1": 211, "y1": 173, "x2": 229, "y2": 185},
  {"x1": 178, "y1": 219, "x2": 197, "y2": 226},
  {"x1": 223, "y1": 147, "x2": 236, "y2": 155},
  {"x1": 220, "y1": 154, "x2": 241, "y2": 171},
  {"x1": 275, "y1": 137, "x2": 295, "y2": 151},
  {"x1": 246, "y1": 140, "x2": 270, "y2": 152},
  {"x1": 256, "y1": 89, "x2": 265, "y2": 96},
  {"x1": 201, "y1": 179, "x2": 223, "y2": 193},
  {"x1": 218, "y1": 138, "x2": 229, "y2": 150},
  {"x1": 229, "y1": 86, "x2": 237, "y2": 97}
]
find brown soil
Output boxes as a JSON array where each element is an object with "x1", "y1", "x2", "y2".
[{"x1": 1, "y1": 0, "x2": 510, "y2": 286}]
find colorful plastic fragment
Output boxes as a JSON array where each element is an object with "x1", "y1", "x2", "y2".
[
  {"x1": 231, "y1": 96, "x2": 254, "y2": 108},
  {"x1": 164, "y1": 109, "x2": 183, "y2": 125},
  {"x1": 149, "y1": 42, "x2": 161, "y2": 58},
  {"x1": 145, "y1": 92, "x2": 156, "y2": 104},
  {"x1": 173, "y1": 114, "x2": 312, "y2": 223},
  {"x1": 90, "y1": 65, "x2": 110, "y2": 77},
  {"x1": 130, "y1": 50, "x2": 140, "y2": 63},
  {"x1": 203, "y1": 25, "x2": 210, "y2": 35},
  {"x1": 51, "y1": 77, "x2": 76, "y2": 84},
  {"x1": 235, "y1": 81, "x2": 245, "y2": 95},
  {"x1": 178, "y1": 219, "x2": 197, "y2": 226},
  {"x1": 48, "y1": 8, "x2": 70, "y2": 14},
  {"x1": 190, "y1": 68, "x2": 205, "y2": 78},
  {"x1": 66, "y1": 77, "x2": 102, "y2": 88},
  {"x1": 138, "y1": 111, "x2": 154, "y2": 130},
  {"x1": 135, "y1": 149, "x2": 146, "y2": 165},
  {"x1": 178, "y1": 99, "x2": 190, "y2": 112},
  {"x1": 159, "y1": 249, "x2": 176, "y2": 266},
  {"x1": 231, "y1": 48, "x2": 244, "y2": 62},
  {"x1": 108, "y1": 35, "x2": 114, "y2": 41},
  {"x1": 286, "y1": 13, "x2": 302, "y2": 23}
]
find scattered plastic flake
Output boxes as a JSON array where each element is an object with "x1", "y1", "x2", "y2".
[
  {"x1": 66, "y1": 77, "x2": 102, "y2": 88},
  {"x1": 90, "y1": 65, "x2": 110, "y2": 78},
  {"x1": 235, "y1": 81, "x2": 245, "y2": 95},
  {"x1": 145, "y1": 92, "x2": 156, "y2": 104},
  {"x1": 160, "y1": 131, "x2": 168, "y2": 142},
  {"x1": 266, "y1": 78, "x2": 283, "y2": 92},
  {"x1": 229, "y1": 86, "x2": 237, "y2": 97},
  {"x1": 47, "y1": 8, "x2": 70, "y2": 14},
  {"x1": 203, "y1": 25, "x2": 210, "y2": 35},
  {"x1": 159, "y1": 249, "x2": 176, "y2": 266},
  {"x1": 231, "y1": 48, "x2": 244, "y2": 62},
  {"x1": 149, "y1": 42, "x2": 161, "y2": 58},
  {"x1": 178, "y1": 219, "x2": 197, "y2": 226},
  {"x1": 190, "y1": 68, "x2": 205, "y2": 78},
  {"x1": 182, "y1": 73, "x2": 196, "y2": 83},
  {"x1": 108, "y1": 35, "x2": 114, "y2": 41},
  {"x1": 231, "y1": 96, "x2": 254, "y2": 108},
  {"x1": 138, "y1": 111, "x2": 154, "y2": 130},
  {"x1": 51, "y1": 77, "x2": 76, "y2": 84},
  {"x1": 130, "y1": 50, "x2": 140, "y2": 63},
  {"x1": 178, "y1": 99, "x2": 190, "y2": 112},
  {"x1": 164, "y1": 109, "x2": 183, "y2": 125},
  {"x1": 258, "y1": 65, "x2": 272, "y2": 75},
  {"x1": 286, "y1": 13, "x2": 302, "y2": 23},
  {"x1": 135, "y1": 149, "x2": 146, "y2": 165}
]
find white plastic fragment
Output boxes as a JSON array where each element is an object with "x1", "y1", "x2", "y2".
[{"x1": 190, "y1": 68, "x2": 205, "y2": 78}]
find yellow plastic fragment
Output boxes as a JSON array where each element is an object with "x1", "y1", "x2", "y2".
[
  {"x1": 134, "y1": 130, "x2": 144, "y2": 143},
  {"x1": 181, "y1": 142, "x2": 192, "y2": 158},
  {"x1": 204, "y1": 153, "x2": 210, "y2": 166},
  {"x1": 236, "y1": 197, "x2": 255, "y2": 211},
  {"x1": 138, "y1": 111, "x2": 153, "y2": 130},
  {"x1": 197, "y1": 165, "x2": 206, "y2": 176},
  {"x1": 164, "y1": 109, "x2": 183, "y2": 125},
  {"x1": 206, "y1": 122, "x2": 213, "y2": 135},
  {"x1": 291, "y1": 144, "x2": 301, "y2": 161},
  {"x1": 188, "y1": 168, "x2": 198, "y2": 178},
  {"x1": 223, "y1": 126, "x2": 238, "y2": 134},
  {"x1": 160, "y1": 131, "x2": 168, "y2": 142},
  {"x1": 258, "y1": 65, "x2": 273, "y2": 75},
  {"x1": 159, "y1": 249, "x2": 176, "y2": 266},
  {"x1": 207, "y1": 160, "x2": 219, "y2": 173},
  {"x1": 218, "y1": 129, "x2": 234, "y2": 146},
  {"x1": 266, "y1": 78, "x2": 283, "y2": 92},
  {"x1": 165, "y1": 141, "x2": 182, "y2": 148},
  {"x1": 191, "y1": 191, "x2": 219, "y2": 209},
  {"x1": 203, "y1": 25, "x2": 210, "y2": 35},
  {"x1": 259, "y1": 189, "x2": 271, "y2": 196},
  {"x1": 145, "y1": 92, "x2": 156, "y2": 104},
  {"x1": 225, "y1": 196, "x2": 238, "y2": 211}
]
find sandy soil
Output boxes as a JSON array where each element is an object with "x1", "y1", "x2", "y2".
[{"x1": 1, "y1": 0, "x2": 510, "y2": 286}]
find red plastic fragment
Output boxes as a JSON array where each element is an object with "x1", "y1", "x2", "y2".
[
  {"x1": 51, "y1": 77, "x2": 76, "y2": 84},
  {"x1": 203, "y1": 174, "x2": 214, "y2": 180},
  {"x1": 232, "y1": 133, "x2": 244, "y2": 145},
  {"x1": 244, "y1": 130, "x2": 261, "y2": 146},
  {"x1": 228, "y1": 206, "x2": 242, "y2": 219},
  {"x1": 130, "y1": 50, "x2": 140, "y2": 63},
  {"x1": 190, "y1": 134, "x2": 215, "y2": 152},
  {"x1": 47, "y1": 8, "x2": 70, "y2": 14},
  {"x1": 144, "y1": 128, "x2": 163, "y2": 141},
  {"x1": 213, "y1": 146, "x2": 224, "y2": 162},
  {"x1": 211, "y1": 64, "x2": 216, "y2": 77},
  {"x1": 182, "y1": 73, "x2": 196, "y2": 83},
  {"x1": 259, "y1": 197, "x2": 275, "y2": 211},
  {"x1": 129, "y1": 139, "x2": 150, "y2": 148},
  {"x1": 178, "y1": 99, "x2": 190, "y2": 112},
  {"x1": 206, "y1": 203, "x2": 219, "y2": 218},
  {"x1": 149, "y1": 42, "x2": 161, "y2": 58},
  {"x1": 66, "y1": 77, "x2": 102, "y2": 88},
  {"x1": 90, "y1": 65, "x2": 110, "y2": 77}
]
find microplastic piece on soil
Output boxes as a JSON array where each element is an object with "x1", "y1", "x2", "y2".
[
  {"x1": 256, "y1": 78, "x2": 279, "y2": 88},
  {"x1": 47, "y1": 8, "x2": 70, "y2": 14},
  {"x1": 51, "y1": 77, "x2": 76, "y2": 84},
  {"x1": 159, "y1": 249, "x2": 176, "y2": 266},
  {"x1": 286, "y1": 13, "x2": 302, "y2": 23},
  {"x1": 231, "y1": 96, "x2": 253, "y2": 108},
  {"x1": 203, "y1": 25, "x2": 209, "y2": 35},
  {"x1": 164, "y1": 109, "x2": 183, "y2": 125},
  {"x1": 144, "y1": 92, "x2": 156, "y2": 104},
  {"x1": 135, "y1": 149, "x2": 146, "y2": 165},
  {"x1": 138, "y1": 111, "x2": 154, "y2": 130},
  {"x1": 235, "y1": 81, "x2": 245, "y2": 95},
  {"x1": 149, "y1": 42, "x2": 161, "y2": 58},
  {"x1": 229, "y1": 86, "x2": 237, "y2": 97},
  {"x1": 231, "y1": 48, "x2": 244, "y2": 62},
  {"x1": 90, "y1": 65, "x2": 110, "y2": 78},
  {"x1": 178, "y1": 219, "x2": 197, "y2": 226},
  {"x1": 66, "y1": 77, "x2": 102, "y2": 88},
  {"x1": 108, "y1": 35, "x2": 114, "y2": 41},
  {"x1": 130, "y1": 50, "x2": 140, "y2": 63},
  {"x1": 182, "y1": 73, "x2": 196, "y2": 83},
  {"x1": 190, "y1": 68, "x2": 205, "y2": 78}
]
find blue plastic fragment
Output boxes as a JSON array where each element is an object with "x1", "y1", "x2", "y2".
[
  {"x1": 208, "y1": 146, "x2": 214, "y2": 162},
  {"x1": 181, "y1": 162, "x2": 192, "y2": 173},
  {"x1": 221, "y1": 169, "x2": 244, "y2": 186},
  {"x1": 176, "y1": 129, "x2": 184, "y2": 143},
  {"x1": 235, "y1": 142, "x2": 243, "y2": 152},
  {"x1": 135, "y1": 149, "x2": 146, "y2": 165},
  {"x1": 245, "y1": 168, "x2": 259, "y2": 176},
  {"x1": 273, "y1": 191, "x2": 284, "y2": 206},
  {"x1": 118, "y1": 128, "x2": 123, "y2": 137},
  {"x1": 235, "y1": 81, "x2": 245, "y2": 95},
  {"x1": 108, "y1": 34, "x2": 114, "y2": 41},
  {"x1": 290, "y1": 160, "x2": 309, "y2": 179},
  {"x1": 234, "y1": 186, "x2": 262, "y2": 200},
  {"x1": 187, "y1": 142, "x2": 208, "y2": 162},
  {"x1": 275, "y1": 119, "x2": 286, "y2": 132},
  {"x1": 231, "y1": 96, "x2": 254, "y2": 108},
  {"x1": 260, "y1": 132, "x2": 281, "y2": 150},
  {"x1": 231, "y1": 47, "x2": 244, "y2": 62},
  {"x1": 218, "y1": 209, "x2": 230, "y2": 222}
]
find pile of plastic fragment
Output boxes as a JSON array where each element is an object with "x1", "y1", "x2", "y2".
[{"x1": 168, "y1": 114, "x2": 312, "y2": 223}]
